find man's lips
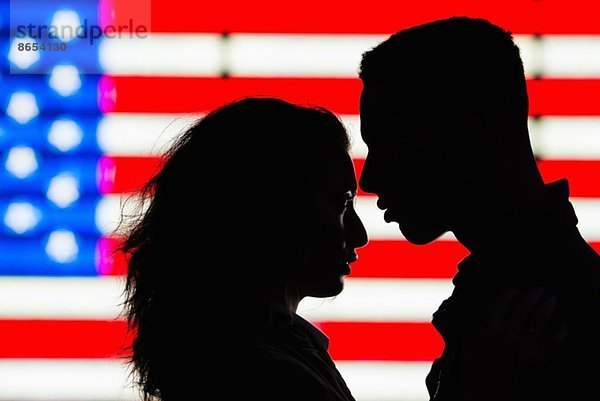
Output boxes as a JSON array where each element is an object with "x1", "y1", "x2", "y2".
[
  {"x1": 384, "y1": 209, "x2": 397, "y2": 223},
  {"x1": 377, "y1": 197, "x2": 398, "y2": 223}
]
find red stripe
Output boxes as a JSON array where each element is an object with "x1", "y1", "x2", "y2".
[
  {"x1": 99, "y1": 77, "x2": 361, "y2": 114},
  {"x1": 98, "y1": 155, "x2": 162, "y2": 194},
  {"x1": 352, "y1": 240, "x2": 466, "y2": 278},
  {"x1": 0, "y1": 320, "x2": 131, "y2": 359},
  {"x1": 320, "y1": 322, "x2": 442, "y2": 361},
  {"x1": 111, "y1": 0, "x2": 600, "y2": 34},
  {"x1": 102, "y1": 156, "x2": 600, "y2": 198},
  {"x1": 97, "y1": 237, "x2": 129, "y2": 276},
  {"x1": 0, "y1": 319, "x2": 440, "y2": 361},
  {"x1": 538, "y1": 160, "x2": 600, "y2": 198},
  {"x1": 101, "y1": 77, "x2": 600, "y2": 117},
  {"x1": 528, "y1": 80, "x2": 600, "y2": 116}
]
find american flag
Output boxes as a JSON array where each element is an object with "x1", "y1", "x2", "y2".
[{"x1": 1, "y1": 0, "x2": 600, "y2": 400}]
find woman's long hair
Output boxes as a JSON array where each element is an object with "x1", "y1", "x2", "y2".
[{"x1": 119, "y1": 97, "x2": 350, "y2": 399}]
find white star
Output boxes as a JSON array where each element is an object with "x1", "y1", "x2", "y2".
[
  {"x1": 48, "y1": 119, "x2": 83, "y2": 152},
  {"x1": 45, "y1": 230, "x2": 79, "y2": 263},
  {"x1": 50, "y1": 10, "x2": 81, "y2": 42},
  {"x1": 5, "y1": 146, "x2": 38, "y2": 179},
  {"x1": 4, "y1": 202, "x2": 42, "y2": 234},
  {"x1": 49, "y1": 65, "x2": 82, "y2": 97},
  {"x1": 47, "y1": 172, "x2": 80, "y2": 208},
  {"x1": 8, "y1": 38, "x2": 40, "y2": 70},
  {"x1": 6, "y1": 92, "x2": 39, "y2": 124}
]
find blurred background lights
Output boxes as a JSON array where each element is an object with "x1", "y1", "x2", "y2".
[
  {"x1": 49, "y1": 65, "x2": 82, "y2": 96},
  {"x1": 50, "y1": 9, "x2": 82, "y2": 42},
  {"x1": 4, "y1": 202, "x2": 42, "y2": 235},
  {"x1": 48, "y1": 119, "x2": 83, "y2": 152},
  {"x1": 47, "y1": 172, "x2": 80, "y2": 208},
  {"x1": 45, "y1": 230, "x2": 79, "y2": 263},
  {"x1": 8, "y1": 38, "x2": 40, "y2": 70},
  {"x1": 5, "y1": 146, "x2": 39, "y2": 178},
  {"x1": 6, "y1": 92, "x2": 40, "y2": 124}
]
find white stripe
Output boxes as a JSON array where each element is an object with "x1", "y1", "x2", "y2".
[
  {"x1": 349, "y1": 116, "x2": 600, "y2": 159},
  {"x1": 0, "y1": 277, "x2": 124, "y2": 319},
  {"x1": 0, "y1": 277, "x2": 449, "y2": 322},
  {"x1": 0, "y1": 360, "x2": 428, "y2": 401},
  {"x1": 99, "y1": 34, "x2": 222, "y2": 76},
  {"x1": 514, "y1": 36, "x2": 541, "y2": 77},
  {"x1": 569, "y1": 199, "x2": 600, "y2": 241},
  {"x1": 95, "y1": 195, "x2": 447, "y2": 240},
  {"x1": 98, "y1": 33, "x2": 600, "y2": 78},
  {"x1": 227, "y1": 34, "x2": 384, "y2": 77},
  {"x1": 352, "y1": 115, "x2": 600, "y2": 159},
  {"x1": 97, "y1": 195, "x2": 600, "y2": 241},
  {"x1": 337, "y1": 361, "x2": 430, "y2": 401},
  {"x1": 96, "y1": 194, "x2": 142, "y2": 236},
  {"x1": 99, "y1": 114, "x2": 600, "y2": 160},
  {"x1": 355, "y1": 197, "x2": 600, "y2": 241},
  {"x1": 529, "y1": 117, "x2": 600, "y2": 159},
  {"x1": 300, "y1": 278, "x2": 451, "y2": 322},
  {"x1": 97, "y1": 113, "x2": 359, "y2": 156},
  {"x1": 0, "y1": 360, "x2": 137, "y2": 401},
  {"x1": 540, "y1": 35, "x2": 600, "y2": 78},
  {"x1": 342, "y1": 115, "x2": 365, "y2": 157},
  {"x1": 97, "y1": 113, "x2": 200, "y2": 156}
]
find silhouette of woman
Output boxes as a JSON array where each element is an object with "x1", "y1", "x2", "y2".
[
  {"x1": 120, "y1": 97, "x2": 367, "y2": 400},
  {"x1": 119, "y1": 97, "x2": 564, "y2": 401}
]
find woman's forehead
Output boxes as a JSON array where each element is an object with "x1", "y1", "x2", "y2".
[{"x1": 317, "y1": 151, "x2": 356, "y2": 191}]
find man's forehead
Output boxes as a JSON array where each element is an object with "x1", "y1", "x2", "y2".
[
  {"x1": 360, "y1": 84, "x2": 386, "y2": 104},
  {"x1": 361, "y1": 83, "x2": 414, "y2": 110}
]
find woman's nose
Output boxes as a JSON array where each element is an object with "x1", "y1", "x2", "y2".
[{"x1": 348, "y1": 211, "x2": 368, "y2": 249}]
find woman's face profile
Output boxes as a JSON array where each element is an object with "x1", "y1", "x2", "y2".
[{"x1": 293, "y1": 150, "x2": 368, "y2": 298}]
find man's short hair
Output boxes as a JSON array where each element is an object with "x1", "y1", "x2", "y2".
[{"x1": 359, "y1": 17, "x2": 528, "y2": 120}]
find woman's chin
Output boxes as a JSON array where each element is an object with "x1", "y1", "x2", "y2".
[{"x1": 309, "y1": 277, "x2": 345, "y2": 298}]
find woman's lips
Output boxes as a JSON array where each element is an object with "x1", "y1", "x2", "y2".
[
  {"x1": 339, "y1": 254, "x2": 357, "y2": 275},
  {"x1": 340, "y1": 263, "x2": 351, "y2": 275},
  {"x1": 345, "y1": 254, "x2": 358, "y2": 264}
]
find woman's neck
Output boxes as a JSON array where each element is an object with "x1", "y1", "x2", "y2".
[{"x1": 273, "y1": 283, "x2": 302, "y2": 313}]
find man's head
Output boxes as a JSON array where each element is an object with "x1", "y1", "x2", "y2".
[{"x1": 358, "y1": 17, "x2": 540, "y2": 244}]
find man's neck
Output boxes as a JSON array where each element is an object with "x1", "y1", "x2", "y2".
[{"x1": 452, "y1": 182, "x2": 547, "y2": 254}]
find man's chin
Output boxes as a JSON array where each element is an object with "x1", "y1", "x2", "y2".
[{"x1": 399, "y1": 224, "x2": 445, "y2": 245}]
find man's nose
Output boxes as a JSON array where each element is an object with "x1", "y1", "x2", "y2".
[{"x1": 359, "y1": 156, "x2": 379, "y2": 195}]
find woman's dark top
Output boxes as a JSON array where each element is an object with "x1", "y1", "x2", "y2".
[{"x1": 242, "y1": 305, "x2": 356, "y2": 401}]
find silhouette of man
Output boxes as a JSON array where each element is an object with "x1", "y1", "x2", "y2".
[{"x1": 358, "y1": 17, "x2": 600, "y2": 401}]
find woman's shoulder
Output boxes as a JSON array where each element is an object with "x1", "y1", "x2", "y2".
[
  {"x1": 239, "y1": 343, "x2": 337, "y2": 401},
  {"x1": 247, "y1": 334, "x2": 301, "y2": 367}
]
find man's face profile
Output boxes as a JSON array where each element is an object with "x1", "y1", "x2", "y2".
[{"x1": 359, "y1": 84, "x2": 457, "y2": 244}]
